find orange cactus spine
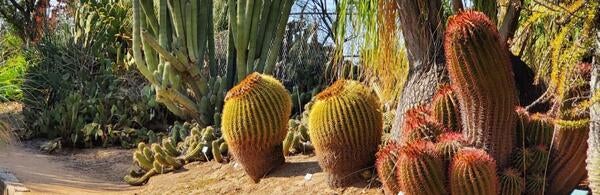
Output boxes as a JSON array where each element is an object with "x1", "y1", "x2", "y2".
[
  {"x1": 449, "y1": 148, "x2": 499, "y2": 195},
  {"x1": 444, "y1": 11, "x2": 518, "y2": 168},
  {"x1": 431, "y1": 84, "x2": 461, "y2": 132},
  {"x1": 395, "y1": 141, "x2": 446, "y2": 195},
  {"x1": 375, "y1": 141, "x2": 402, "y2": 195}
]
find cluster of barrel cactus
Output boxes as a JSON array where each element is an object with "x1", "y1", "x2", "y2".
[
  {"x1": 375, "y1": 11, "x2": 590, "y2": 194},
  {"x1": 308, "y1": 80, "x2": 383, "y2": 187},
  {"x1": 124, "y1": 124, "x2": 228, "y2": 186}
]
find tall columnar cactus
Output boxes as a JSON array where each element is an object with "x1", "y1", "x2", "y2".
[
  {"x1": 546, "y1": 120, "x2": 589, "y2": 194},
  {"x1": 221, "y1": 72, "x2": 292, "y2": 182},
  {"x1": 444, "y1": 11, "x2": 518, "y2": 168},
  {"x1": 375, "y1": 141, "x2": 402, "y2": 195},
  {"x1": 431, "y1": 84, "x2": 461, "y2": 131},
  {"x1": 228, "y1": 0, "x2": 295, "y2": 82},
  {"x1": 308, "y1": 80, "x2": 383, "y2": 187},
  {"x1": 132, "y1": 0, "x2": 224, "y2": 125},
  {"x1": 449, "y1": 148, "x2": 498, "y2": 195},
  {"x1": 500, "y1": 168, "x2": 524, "y2": 195},
  {"x1": 399, "y1": 106, "x2": 445, "y2": 143},
  {"x1": 395, "y1": 141, "x2": 446, "y2": 195}
]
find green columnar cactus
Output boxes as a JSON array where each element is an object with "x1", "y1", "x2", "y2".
[
  {"x1": 449, "y1": 148, "x2": 498, "y2": 195},
  {"x1": 399, "y1": 106, "x2": 445, "y2": 143},
  {"x1": 375, "y1": 141, "x2": 402, "y2": 195},
  {"x1": 395, "y1": 141, "x2": 446, "y2": 195},
  {"x1": 500, "y1": 168, "x2": 524, "y2": 195},
  {"x1": 308, "y1": 80, "x2": 383, "y2": 187},
  {"x1": 431, "y1": 84, "x2": 461, "y2": 131},
  {"x1": 547, "y1": 121, "x2": 589, "y2": 194},
  {"x1": 434, "y1": 132, "x2": 465, "y2": 161},
  {"x1": 444, "y1": 11, "x2": 518, "y2": 168},
  {"x1": 132, "y1": 0, "x2": 225, "y2": 125},
  {"x1": 221, "y1": 72, "x2": 292, "y2": 182}
]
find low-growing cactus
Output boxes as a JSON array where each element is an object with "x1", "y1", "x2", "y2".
[
  {"x1": 449, "y1": 148, "x2": 498, "y2": 195},
  {"x1": 221, "y1": 72, "x2": 292, "y2": 182},
  {"x1": 399, "y1": 106, "x2": 445, "y2": 144},
  {"x1": 308, "y1": 80, "x2": 382, "y2": 187},
  {"x1": 444, "y1": 11, "x2": 518, "y2": 168},
  {"x1": 434, "y1": 132, "x2": 465, "y2": 161},
  {"x1": 525, "y1": 174, "x2": 546, "y2": 195},
  {"x1": 500, "y1": 168, "x2": 524, "y2": 195},
  {"x1": 431, "y1": 84, "x2": 461, "y2": 131},
  {"x1": 375, "y1": 141, "x2": 401, "y2": 195},
  {"x1": 395, "y1": 141, "x2": 446, "y2": 195}
]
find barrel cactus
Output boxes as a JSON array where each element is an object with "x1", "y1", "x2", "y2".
[
  {"x1": 444, "y1": 10, "x2": 518, "y2": 168},
  {"x1": 431, "y1": 84, "x2": 461, "y2": 131},
  {"x1": 375, "y1": 141, "x2": 402, "y2": 195},
  {"x1": 449, "y1": 148, "x2": 498, "y2": 195},
  {"x1": 308, "y1": 80, "x2": 382, "y2": 187},
  {"x1": 500, "y1": 168, "x2": 524, "y2": 195},
  {"x1": 396, "y1": 141, "x2": 446, "y2": 195},
  {"x1": 546, "y1": 120, "x2": 589, "y2": 194},
  {"x1": 399, "y1": 106, "x2": 445, "y2": 143},
  {"x1": 434, "y1": 132, "x2": 465, "y2": 161},
  {"x1": 221, "y1": 72, "x2": 292, "y2": 182}
]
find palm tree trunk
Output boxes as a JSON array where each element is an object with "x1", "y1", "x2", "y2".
[{"x1": 390, "y1": 0, "x2": 447, "y2": 140}]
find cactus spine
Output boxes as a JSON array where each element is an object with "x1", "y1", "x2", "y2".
[
  {"x1": 375, "y1": 142, "x2": 401, "y2": 195},
  {"x1": 221, "y1": 72, "x2": 292, "y2": 182},
  {"x1": 431, "y1": 84, "x2": 461, "y2": 131},
  {"x1": 500, "y1": 168, "x2": 524, "y2": 195},
  {"x1": 399, "y1": 106, "x2": 445, "y2": 143},
  {"x1": 395, "y1": 141, "x2": 446, "y2": 195},
  {"x1": 435, "y1": 132, "x2": 465, "y2": 161},
  {"x1": 449, "y1": 148, "x2": 498, "y2": 195},
  {"x1": 308, "y1": 80, "x2": 383, "y2": 187},
  {"x1": 444, "y1": 11, "x2": 518, "y2": 168}
]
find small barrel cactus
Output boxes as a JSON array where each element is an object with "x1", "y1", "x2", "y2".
[
  {"x1": 308, "y1": 80, "x2": 382, "y2": 187},
  {"x1": 449, "y1": 148, "x2": 498, "y2": 195},
  {"x1": 434, "y1": 132, "x2": 465, "y2": 161},
  {"x1": 221, "y1": 72, "x2": 292, "y2": 182},
  {"x1": 445, "y1": 10, "x2": 518, "y2": 168},
  {"x1": 525, "y1": 174, "x2": 546, "y2": 195},
  {"x1": 399, "y1": 106, "x2": 445, "y2": 144},
  {"x1": 430, "y1": 84, "x2": 461, "y2": 131},
  {"x1": 375, "y1": 141, "x2": 402, "y2": 195},
  {"x1": 500, "y1": 168, "x2": 524, "y2": 195},
  {"x1": 395, "y1": 141, "x2": 446, "y2": 195}
]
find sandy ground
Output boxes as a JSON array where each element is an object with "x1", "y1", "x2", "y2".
[{"x1": 0, "y1": 143, "x2": 382, "y2": 195}]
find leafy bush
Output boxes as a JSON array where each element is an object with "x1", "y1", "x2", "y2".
[{"x1": 0, "y1": 31, "x2": 28, "y2": 101}]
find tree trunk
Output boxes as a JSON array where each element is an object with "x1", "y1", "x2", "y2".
[
  {"x1": 587, "y1": 23, "x2": 600, "y2": 194},
  {"x1": 391, "y1": 0, "x2": 447, "y2": 140}
]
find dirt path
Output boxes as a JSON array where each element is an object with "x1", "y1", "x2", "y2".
[{"x1": 0, "y1": 143, "x2": 140, "y2": 194}]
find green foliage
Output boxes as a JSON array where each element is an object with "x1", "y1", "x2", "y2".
[{"x1": 0, "y1": 31, "x2": 28, "y2": 101}]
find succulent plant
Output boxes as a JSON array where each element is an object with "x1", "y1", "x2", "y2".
[
  {"x1": 444, "y1": 11, "x2": 518, "y2": 168},
  {"x1": 525, "y1": 174, "x2": 546, "y2": 195},
  {"x1": 434, "y1": 132, "x2": 465, "y2": 161},
  {"x1": 282, "y1": 119, "x2": 313, "y2": 156},
  {"x1": 375, "y1": 141, "x2": 402, "y2": 195},
  {"x1": 395, "y1": 141, "x2": 446, "y2": 195},
  {"x1": 308, "y1": 80, "x2": 382, "y2": 187},
  {"x1": 449, "y1": 148, "x2": 498, "y2": 195},
  {"x1": 399, "y1": 106, "x2": 445, "y2": 144},
  {"x1": 430, "y1": 84, "x2": 461, "y2": 131},
  {"x1": 546, "y1": 121, "x2": 589, "y2": 194},
  {"x1": 500, "y1": 168, "x2": 524, "y2": 195},
  {"x1": 221, "y1": 72, "x2": 292, "y2": 183}
]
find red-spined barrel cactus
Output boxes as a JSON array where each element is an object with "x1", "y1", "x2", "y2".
[
  {"x1": 449, "y1": 148, "x2": 499, "y2": 195},
  {"x1": 399, "y1": 106, "x2": 445, "y2": 144},
  {"x1": 547, "y1": 120, "x2": 589, "y2": 194},
  {"x1": 444, "y1": 11, "x2": 518, "y2": 168},
  {"x1": 500, "y1": 168, "x2": 524, "y2": 195},
  {"x1": 396, "y1": 141, "x2": 446, "y2": 195},
  {"x1": 431, "y1": 84, "x2": 461, "y2": 131},
  {"x1": 434, "y1": 132, "x2": 465, "y2": 161},
  {"x1": 308, "y1": 80, "x2": 383, "y2": 187},
  {"x1": 375, "y1": 141, "x2": 402, "y2": 195},
  {"x1": 221, "y1": 72, "x2": 292, "y2": 182}
]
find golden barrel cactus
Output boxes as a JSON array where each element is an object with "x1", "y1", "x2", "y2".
[
  {"x1": 308, "y1": 80, "x2": 383, "y2": 187},
  {"x1": 221, "y1": 72, "x2": 292, "y2": 182}
]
